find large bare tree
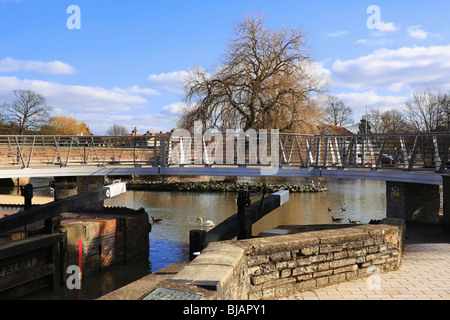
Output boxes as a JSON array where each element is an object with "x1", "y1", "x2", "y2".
[
  {"x1": 179, "y1": 15, "x2": 326, "y2": 133},
  {"x1": 2, "y1": 90, "x2": 52, "y2": 135}
]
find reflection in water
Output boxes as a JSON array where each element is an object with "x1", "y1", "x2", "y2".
[
  {"x1": 20, "y1": 259, "x2": 150, "y2": 300},
  {"x1": 15, "y1": 177, "x2": 386, "y2": 299}
]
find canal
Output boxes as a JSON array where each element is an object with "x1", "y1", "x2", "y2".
[{"x1": 9, "y1": 177, "x2": 387, "y2": 299}]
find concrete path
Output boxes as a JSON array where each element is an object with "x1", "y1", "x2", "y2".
[{"x1": 282, "y1": 224, "x2": 450, "y2": 300}]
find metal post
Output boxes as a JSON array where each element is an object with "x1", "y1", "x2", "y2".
[
  {"x1": 443, "y1": 175, "x2": 450, "y2": 234},
  {"x1": 20, "y1": 183, "x2": 33, "y2": 211},
  {"x1": 189, "y1": 230, "x2": 207, "y2": 261},
  {"x1": 237, "y1": 190, "x2": 251, "y2": 240}
]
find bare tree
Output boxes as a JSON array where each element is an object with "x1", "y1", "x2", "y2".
[
  {"x1": 2, "y1": 90, "x2": 52, "y2": 135},
  {"x1": 324, "y1": 95, "x2": 353, "y2": 128},
  {"x1": 380, "y1": 110, "x2": 409, "y2": 133},
  {"x1": 405, "y1": 89, "x2": 445, "y2": 132},
  {"x1": 364, "y1": 107, "x2": 410, "y2": 134},
  {"x1": 179, "y1": 15, "x2": 327, "y2": 133},
  {"x1": 437, "y1": 91, "x2": 450, "y2": 131},
  {"x1": 106, "y1": 123, "x2": 128, "y2": 136}
]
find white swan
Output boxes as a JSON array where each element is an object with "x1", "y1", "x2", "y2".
[{"x1": 197, "y1": 217, "x2": 215, "y2": 227}]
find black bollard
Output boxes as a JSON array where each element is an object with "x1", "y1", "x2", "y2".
[
  {"x1": 237, "y1": 190, "x2": 251, "y2": 240},
  {"x1": 189, "y1": 229, "x2": 207, "y2": 261},
  {"x1": 20, "y1": 183, "x2": 33, "y2": 210}
]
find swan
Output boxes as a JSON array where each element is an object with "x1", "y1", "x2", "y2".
[{"x1": 197, "y1": 217, "x2": 215, "y2": 227}]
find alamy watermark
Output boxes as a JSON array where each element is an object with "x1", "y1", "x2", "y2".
[
  {"x1": 170, "y1": 121, "x2": 280, "y2": 175},
  {"x1": 366, "y1": 265, "x2": 382, "y2": 290},
  {"x1": 366, "y1": 5, "x2": 382, "y2": 30},
  {"x1": 66, "y1": 265, "x2": 81, "y2": 290},
  {"x1": 67, "y1": 5, "x2": 81, "y2": 30}
]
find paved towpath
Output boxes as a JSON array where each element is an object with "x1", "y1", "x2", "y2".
[{"x1": 282, "y1": 223, "x2": 450, "y2": 300}]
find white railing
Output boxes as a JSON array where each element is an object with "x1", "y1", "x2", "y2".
[{"x1": 0, "y1": 132, "x2": 449, "y2": 174}]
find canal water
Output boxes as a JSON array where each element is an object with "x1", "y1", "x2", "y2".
[{"x1": 8, "y1": 177, "x2": 387, "y2": 299}]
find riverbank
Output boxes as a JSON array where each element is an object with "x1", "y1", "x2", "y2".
[
  {"x1": 126, "y1": 180, "x2": 327, "y2": 193},
  {"x1": 0, "y1": 195, "x2": 53, "y2": 206}
]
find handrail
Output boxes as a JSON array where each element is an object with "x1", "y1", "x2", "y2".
[{"x1": 0, "y1": 132, "x2": 446, "y2": 174}]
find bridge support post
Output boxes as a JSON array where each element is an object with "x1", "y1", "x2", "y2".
[
  {"x1": 76, "y1": 176, "x2": 105, "y2": 210},
  {"x1": 386, "y1": 181, "x2": 440, "y2": 223},
  {"x1": 442, "y1": 175, "x2": 450, "y2": 233}
]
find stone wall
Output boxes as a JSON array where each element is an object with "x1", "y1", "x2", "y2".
[{"x1": 166, "y1": 219, "x2": 404, "y2": 300}]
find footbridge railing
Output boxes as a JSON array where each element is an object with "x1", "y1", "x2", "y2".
[
  {"x1": 166, "y1": 131, "x2": 450, "y2": 173},
  {"x1": 0, "y1": 132, "x2": 449, "y2": 176}
]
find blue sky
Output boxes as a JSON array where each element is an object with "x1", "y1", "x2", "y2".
[{"x1": 1, "y1": 1, "x2": 450, "y2": 134}]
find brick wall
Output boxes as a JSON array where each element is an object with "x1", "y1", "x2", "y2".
[{"x1": 63, "y1": 210, "x2": 150, "y2": 277}]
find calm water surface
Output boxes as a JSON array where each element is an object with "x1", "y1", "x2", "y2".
[
  {"x1": 15, "y1": 177, "x2": 386, "y2": 299},
  {"x1": 105, "y1": 178, "x2": 387, "y2": 272}
]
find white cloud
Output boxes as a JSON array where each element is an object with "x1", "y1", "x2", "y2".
[
  {"x1": 355, "y1": 38, "x2": 394, "y2": 46},
  {"x1": 113, "y1": 85, "x2": 160, "y2": 96},
  {"x1": 162, "y1": 102, "x2": 188, "y2": 115},
  {"x1": 331, "y1": 45, "x2": 450, "y2": 92},
  {"x1": 325, "y1": 30, "x2": 348, "y2": 37},
  {"x1": 0, "y1": 76, "x2": 146, "y2": 113},
  {"x1": 407, "y1": 25, "x2": 428, "y2": 40},
  {"x1": 127, "y1": 85, "x2": 160, "y2": 96},
  {"x1": 147, "y1": 71, "x2": 189, "y2": 93},
  {"x1": 70, "y1": 112, "x2": 175, "y2": 135},
  {"x1": 0, "y1": 57, "x2": 76, "y2": 75},
  {"x1": 377, "y1": 21, "x2": 399, "y2": 33},
  {"x1": 337, "y1": 91, "x2": 407, "y2": 111},
  {"x1": 0, "y1": 76, "x2": 182, "y2": 134}
]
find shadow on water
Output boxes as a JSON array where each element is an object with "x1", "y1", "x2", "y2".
[
  {"x1": 19, "y1": 237, "x2": 189, "y2": 300},
  {"x1": 19, "y1": 258, "x2": 151, "y2": 300},
  {"x1": 150, "y1": 238, "x2": 189, "y2": 273}
]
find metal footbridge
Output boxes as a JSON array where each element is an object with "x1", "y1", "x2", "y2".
[{"x1": 0, "y1": 131, "x2": 449, "y2": 185}]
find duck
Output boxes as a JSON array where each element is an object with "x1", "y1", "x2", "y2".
[
  {"x1": 331, "y1": 216, "x2": 343, "y2": 222},
  {"x1": 342, "y1": 206, "x2": 347, "y2": 212},
  {"x1": 328, "y1": 208, "x2": 332, "y2": 212},
  {"x1": 197, "y1": 217, "x2": 215, "y2": 227},
  {"x1": 151, "y1": 216, "x2": 163, "y2": 224},
  {"x1": 348, "y1": 218, "x2": 360, "y2": 224}
]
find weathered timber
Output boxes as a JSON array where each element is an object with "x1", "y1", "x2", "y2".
[
  {"x1": 0, "y1": 233, "x2": 65, "y2": 260},
  {"x1": 0, "y1": 186, "x2": 113, "y2": 233}
]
